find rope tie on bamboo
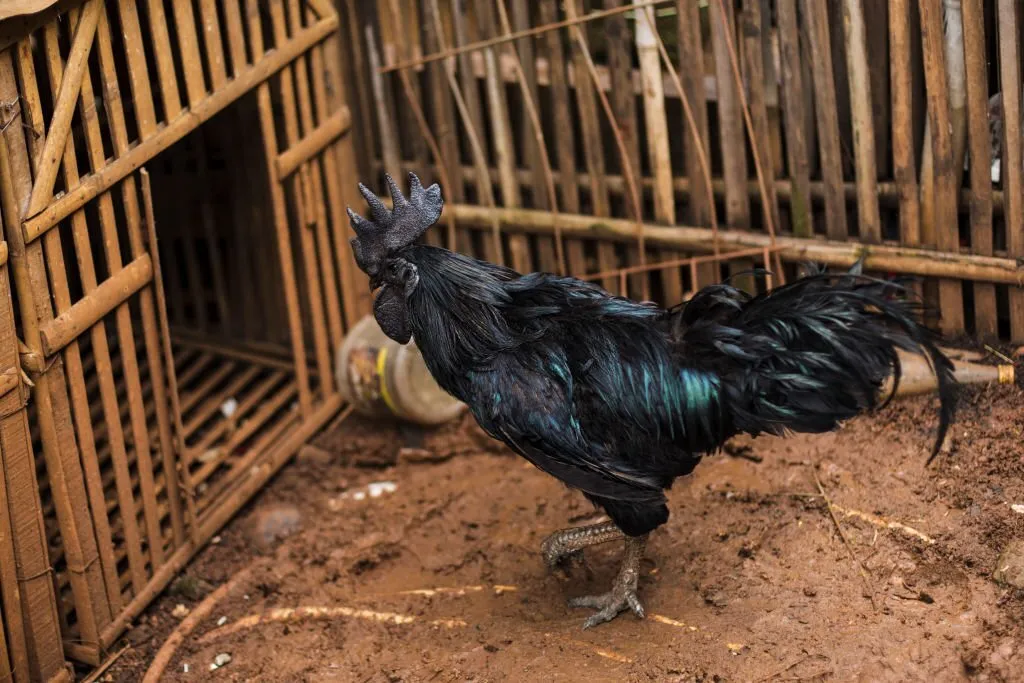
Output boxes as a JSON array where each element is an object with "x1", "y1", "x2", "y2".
[
  {"x1": 63, "y1": 553, "x2": 101, "y2": 577},
  {"x1": 17, "y1": 565, "x2": 56, "y2": 583}
]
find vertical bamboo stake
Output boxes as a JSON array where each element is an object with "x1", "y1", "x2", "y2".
[
  {"x1": 776, "y1": 0, "x2": 811, "y2": 237},
  {"x1": 677, "y1": 0, "x2": 717, "y2": 288},
  {"x1": 343, "y1": 1, "x2": 377, "y2": 178},
  {"x1": 567, "y1": 0, "x2": 616, "y2": 292},
  {"x1": 889, "y1": 0, "x2": 921, "y2": 249},
  {"x1": 710, "y1": 0, "x2": 750, "y2": 231},
  {"x1": 843, "y1": 0, "x2": 882, "y2": 243},
  {"x1": 919, "y1": 0, "x2": 965, "y2": 335},
  {"x1": 0, "y1": 82, "x2": 64, "y2": 682},
  {"x1": 450, "y1": 0, "x2": 489, "y2": 220},
  {"x1": 740, "y1": 0, "x2": 780, "y2": 233},
  {"x1": 313, "y1": 25, "x2": 369, "y2": 328},
  {"x1": 961, "y1": 0, "x2": 998, "y2": 338},
  {"x1": 607, "y1": 0, "x2": 648, "y2": 298},
  {"x1": 635, "y1": 3, "x2": 683, "y2": 303},
  {"x1": 943, "y1": 0, "x2": 968, "y2": 192},
  {"x1": 997, "y1": 0, "x2": 1024, "y2": 340},
  {"x1": 803, "y1": 0, "x2": 848, "y2": 240},
  {"x1": 539, "y1": 0, "x2": 588, "y2": 278},
  {"x1": 864, "y1": 0, "x2": 891, "y2": 177}
]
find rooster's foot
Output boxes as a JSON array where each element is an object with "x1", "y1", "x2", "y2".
[
  {"x1": 567, "y1": 534, "x2": 647, "y2": 629},
  {"x1": 540, "y1": 521, "x2": 622, "y2": 575}
]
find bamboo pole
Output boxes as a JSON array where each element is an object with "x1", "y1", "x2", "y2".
[
  {"x1": 919, "y1": 0, "x2": 965, "y2": 335},
  {"x1": 676, "y1": 0, "x2": 717, "y2": 288},
  {"x1": 776, "y1": 0, "x2": 810, "y2": 237},
  {"x1": 889, "y1": 0, "x2": 921, "y2": 249},
  {"x1": 997, "y1": 0, "x2": 1024, "y2": 339},
  {"x1": 635, "y1": 3, "x2": 682, "y2": 303},
  {"x1": 599, "y1": 0, "x2": 644, "y2": 296},
  {"x1": 710, "y1": 0, "x2": 749, "y2": 233},
  {"x1": 961, "y1": 0, "x2": 998, "y2": 338},
  {"x1": 802, "y1": 0, "x2": 848, "y2": 240},
  {"x1": 842, "y1": 0, "x2": 882, "y2": 243},
  {"x1": 0, "y1": 90, "x2": 64, "y2": 683},
  {"x1": 451, "y1": 204, "x2": 1024, "y2": 286}
]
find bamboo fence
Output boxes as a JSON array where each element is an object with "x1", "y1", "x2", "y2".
[
  {"x1": 0, "y1": 0, "x2": 361, "y2": 677},
  {"x1": 350, "y1": 0, "x2": 1024, "y2": 339}
]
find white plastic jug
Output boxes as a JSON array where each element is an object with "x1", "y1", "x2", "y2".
[{"x1": 336, "y1": 315, "x2": 466, "y2": 426}]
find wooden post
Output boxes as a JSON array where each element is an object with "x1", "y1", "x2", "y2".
[
  {"x1": 842, "y1": 0, "x2": 883, "y2": 243},
  {"x1": 961, "y1": 0, "x2": 998, "y2": 338},
  {"x1": 997, "y1": 0, "x2": 1024, "y2": 340}
]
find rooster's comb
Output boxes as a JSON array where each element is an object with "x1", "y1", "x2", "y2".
[{"x1": 346, "y1": 172, "x2": 443, "y2": 276}]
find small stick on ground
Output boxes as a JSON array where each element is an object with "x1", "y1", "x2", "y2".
[
  {"x1": 82, "y1": 645, "x2": 132, "y2": 683},
  {"x1": 142, "y1": 561, "x2": 266, "y2": 682},
  {"x1": 812, "y1": 468, "x2": 877, "y2": 608}
]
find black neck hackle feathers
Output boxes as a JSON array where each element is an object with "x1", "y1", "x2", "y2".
[{"x1": 346, "y1": 172, "x2": 959, "y2": 628}]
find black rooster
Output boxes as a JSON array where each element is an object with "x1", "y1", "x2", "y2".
[{"x1": 346, "y1": 173, "x2": 957, "y2": 629}]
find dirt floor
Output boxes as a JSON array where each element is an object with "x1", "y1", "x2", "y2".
[{"x1": 102, "y1": 375, "x2": 1024, "y2": 682}]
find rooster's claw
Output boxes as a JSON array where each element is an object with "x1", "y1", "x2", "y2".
[{"x1": 569, "y1": 583, "x2": 645, "y2": 629}]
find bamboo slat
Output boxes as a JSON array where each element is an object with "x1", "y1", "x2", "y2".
[
  {"x1": 888, "y1": 0, "x2": 920, "y2": 249},
  {"x1": 451, "y1": 205, "x2": 1024, "y2": 286},
  {"x1": 961, "y1": 0, "x2": 997, "y2": 337},
  {"x1": 710, "y1": 0, "x2": 749, "y2": 230},
  {"x1": 997, "y1": 0, "x2": 1024, "y2": 339},
  {"x1": 776, "y1": 0, "x2": 810, "y2": 237},
  {"x1": 842, "y1": 0, "x2": 882, "y2": 243},
  {"x1": 802, "y1": 0, "x2": 848, "y2": 240},
  {"x1": 676, "y1": 0, "x2": 716, "y2": 288},
  {"x1": 635, "y1": 3, "x2": 682, "y2": 303}
]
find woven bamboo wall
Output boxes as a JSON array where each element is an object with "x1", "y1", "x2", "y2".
[{"x1": 343, "y1": 0, "x2": 1024, "y2": 341}]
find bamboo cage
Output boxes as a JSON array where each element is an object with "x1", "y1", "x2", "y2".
[
  {"x1": 347, "y1": 0, "x2": 1024, "y2": 339},
  {"x1": 0, "y1": 0, "x2": 362, "y2": 674}
]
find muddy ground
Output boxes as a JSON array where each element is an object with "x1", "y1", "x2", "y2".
[{"x1": 103, "y1": 378, "x2": 1024, "y2": 682}]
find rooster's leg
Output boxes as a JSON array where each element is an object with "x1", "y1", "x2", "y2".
[
  {"x1": 540, "y1": 521, "x2": 623, "y2": 572},
  {"x1": 568, "y1": 534, "x2": 647, "y2": 629}
]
